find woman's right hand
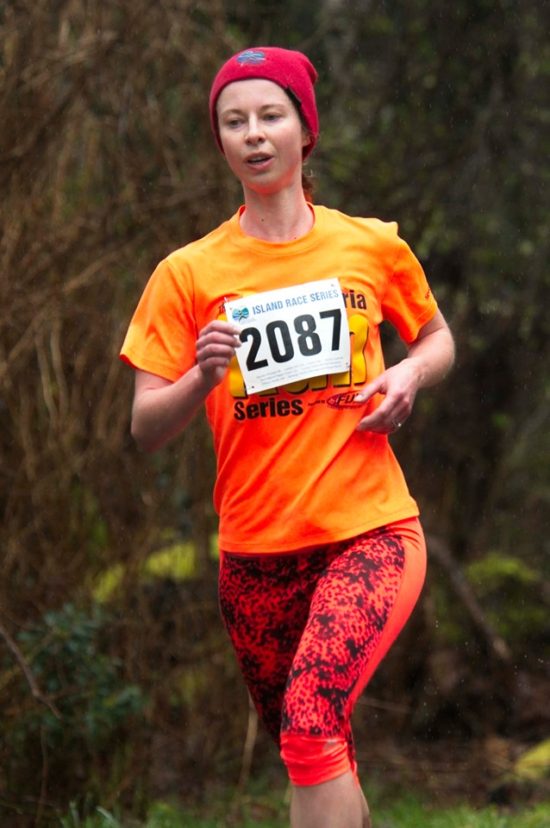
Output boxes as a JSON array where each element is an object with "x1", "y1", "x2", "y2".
[
  {"x1": 130, "y1": 321, "x2": 241, "y2": 453},
  {"x1": 196, "y1": 320, "x2": 242, "y2": 388}
]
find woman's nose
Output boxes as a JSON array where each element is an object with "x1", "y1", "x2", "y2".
[{"x1": 245, "y1": 116, "x2": 265, "y2": 143}]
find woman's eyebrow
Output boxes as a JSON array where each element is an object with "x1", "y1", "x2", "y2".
[{"x1": 221, "y1": 102, "x2": 287, "y2": 114}]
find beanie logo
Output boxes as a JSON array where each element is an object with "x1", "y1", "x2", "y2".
[{"x1": 236, "y1": 49, "x2": 266, "y2": 66}]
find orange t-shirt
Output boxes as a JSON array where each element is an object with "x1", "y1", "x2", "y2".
[{"x1": 120, "y1": 204, "x2": 438, "y2": 553}]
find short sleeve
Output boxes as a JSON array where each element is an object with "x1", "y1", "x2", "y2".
[
  {"x1": 120, "y1": 257, "x2": 197, "y2": 382},
  {"x1": 381, "y1": 231, "x2": 438, "y2": 343}
]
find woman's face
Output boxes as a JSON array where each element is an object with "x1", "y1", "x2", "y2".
[{"x1": 216, "y1": 78, "x2": 310, "y2": 196}]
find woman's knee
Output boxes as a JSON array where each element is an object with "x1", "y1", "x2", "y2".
[{"x1": 280, "y1": 732, "x2": 356, "y2": 786}]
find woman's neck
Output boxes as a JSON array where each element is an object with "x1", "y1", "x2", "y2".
[{"x1": 239, "y1": 186, "x2": 314, "y2": 243}]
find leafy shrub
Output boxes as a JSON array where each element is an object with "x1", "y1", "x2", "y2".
[
  {"x1": 16, "y1": 603, "x2": 146, "y2": 747},
  {"x1": 0, "y1": 603, "x2": 148, "y2": 820},
  {"x1": 466, "y1": 554, "x2": 547, "y2": 646}
]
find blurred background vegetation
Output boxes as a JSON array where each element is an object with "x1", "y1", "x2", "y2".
[{"x1": 0, "y1": 0, "x2": 548, "y2": 825}]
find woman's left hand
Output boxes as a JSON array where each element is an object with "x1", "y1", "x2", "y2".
[
  {"x1": 354, "y1": 309, "x2": 455, "y2": 434},
  {"x1": 354, "y1": 359, "x2": 421, "y2": 433}
]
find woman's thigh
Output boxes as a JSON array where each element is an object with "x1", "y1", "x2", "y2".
[
  {"x1": 218, "y1": 549, "x2": 329, "y2": 741},
  {"x1": 281, "y1": 519, "x2": 426, "y2": 740}
]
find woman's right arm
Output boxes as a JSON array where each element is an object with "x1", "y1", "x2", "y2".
[{"x1": 130, "y1": 320, "x2": 241, "y2": 452}]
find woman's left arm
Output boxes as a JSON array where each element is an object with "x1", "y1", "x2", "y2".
[{"x1": 356, "y1": 309, "x2": 455, "y2": 433}]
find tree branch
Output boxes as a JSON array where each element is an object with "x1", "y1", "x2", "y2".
[
  {"x1": 0, "y1": 616, "x2": 62, "y2": 719},
  {"x1": 427, "y1": 534, "x2": 512, "y2": 664}
]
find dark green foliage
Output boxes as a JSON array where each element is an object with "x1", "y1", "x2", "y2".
[
  {"x1": 14, "y1": 604, "x2": 146, "y2": 749},
  {"x1": 1, "y1": 604, "x2": 147, "y2": 820},
  {"x1": 466, "y1": 555, "x2": 548, "y2": 645}
]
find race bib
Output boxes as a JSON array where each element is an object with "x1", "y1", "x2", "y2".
[{"x1": 225, "y1": 279, "x2": 350, "y2": 394}]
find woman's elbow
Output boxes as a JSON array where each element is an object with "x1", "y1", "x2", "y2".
[
  {"x1": 130, "y1": 415, "x2": 161, "y2": 454},
  {"x1": 443, "y1": 327, "x2": 456, "y2": 371}
]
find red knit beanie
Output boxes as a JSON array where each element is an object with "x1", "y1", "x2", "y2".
[{"x1": 209, "y1": 47, "x2": 319, "y2": 158}]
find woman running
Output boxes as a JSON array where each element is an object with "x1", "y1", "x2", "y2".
[{"x1": 120, "y1": 46, "x2": 455, "y2": 828}]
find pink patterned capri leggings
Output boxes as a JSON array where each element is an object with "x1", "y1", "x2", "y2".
[{"x1": 218, "y1": 517, "x2": 426, "y2": 786}]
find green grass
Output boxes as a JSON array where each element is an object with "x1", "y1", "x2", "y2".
[
  {"x1": 59, "y1": 796, "x2": 550, "y2": 828},
  {"x1": 373, "y1": 798, "x2": 549, "y2": 828}
]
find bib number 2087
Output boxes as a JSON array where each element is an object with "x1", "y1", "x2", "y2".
[{"x1": 241, "y1": 310, "x2": 342, "y2": 371}]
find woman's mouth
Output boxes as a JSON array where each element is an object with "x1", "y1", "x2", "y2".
[{"x1": 246, "y1": 153, "x2": 273, "y2": 167}]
